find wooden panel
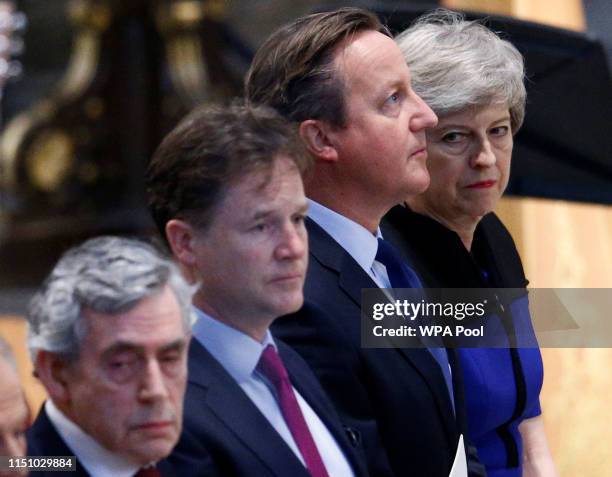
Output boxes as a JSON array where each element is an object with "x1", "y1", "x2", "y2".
[
  {"x1": 443, "y1": 0, "x2": 585, "y2": 30},
  {"x1": 442, "y1": 0, "x2": 512, "y2": 15},
  {"x1": 496, "y1": 197, "x2": 612, "y2": 477}
]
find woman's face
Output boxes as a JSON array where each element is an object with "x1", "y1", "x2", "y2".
[{"x1": 415, "y1": 103, "x2": 513, "y2": 224}]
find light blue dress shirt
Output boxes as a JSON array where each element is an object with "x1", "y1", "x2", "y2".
[
  {"x1": 307, "y1": 199, "x2": 392, "y2": 288},
  {"x1": 192, "y1": 308, "x2": 355, "y2": 477}
]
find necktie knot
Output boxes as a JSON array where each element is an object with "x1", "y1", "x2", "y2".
[
  {"x1": 375, "y1": 237, "x2": 397, "y2": 266},
  {"x1": 375, "y1": 238, "x2": 423, "y2": 289},
  {"x1": 257, "y1": 344, "x2": 290, "y2": 385},
  {"x1": 135, "y1": 466, "x2": 161, "y2": 477}
]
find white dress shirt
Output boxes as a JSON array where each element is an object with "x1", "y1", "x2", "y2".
[
  {"x1": 45, "y1": 400, "x2": 141, "y2": 477},
  {"x1": 192, "y1": 308, "x2": 355, "y2": 477}
]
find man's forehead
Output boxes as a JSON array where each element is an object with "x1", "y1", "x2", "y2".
[
  {"x1": 82, "y1": 292, "x2": 185, "y2": 342},
  {"x1": 225, "y1": 157, "x2": 302, "y2": 201},
  {"x1": 332, "y1": 29, "x2": 407, "y2": 84}
]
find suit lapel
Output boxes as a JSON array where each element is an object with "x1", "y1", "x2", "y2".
[
  {"x1": 307, "y1": 219, "x2": 375, "y2": 308},
  {"x1": 278, "y1": 342, "x2": 368, "y2": 477},
  {"x1": 187, "y1": 340, "x2": 310, "y2": 477},
  {"x1": 27, "y1": 409, "x2": 91, "y2": 476},
  {"x1": 306, "y1": 218, "x2": 458, "y2": 439}
]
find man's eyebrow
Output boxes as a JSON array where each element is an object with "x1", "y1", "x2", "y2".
[
  {"x1": 158, "y1": 339, "x2": 188, "y2": 354},
  {"x1": 101, "y1": 338, "x2": 187, "y2": 357},
  {"x1": 251, "y1": 208, "x2": 274, "y2": 221},
  {"x1": 101, "y1": 342, "x2": 142, "y2": 358}
]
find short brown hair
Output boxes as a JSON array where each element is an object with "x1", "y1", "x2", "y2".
[
  {"x1": 146, "y1": 102, "x2": 308, "y2": 239},
  {"x1": 245, "y1": 7, "x2": 388, "y2": 127}
]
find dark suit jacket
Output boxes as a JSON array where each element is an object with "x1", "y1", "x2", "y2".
[
  {"x1": 169, "y1": 338, "x2": 369, "y2": 477},
  {"x1": 271, "y1": 218, "x2": 478, "y2": 477},
  {"x1": 26, "y1": 406, "x2": 178, "y2": 476},
  {"x1": 26, "y1": 409, "x2": 89, "y2": 477}
]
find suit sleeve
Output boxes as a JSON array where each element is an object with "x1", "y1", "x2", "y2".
[{"x1": 166, "y1": 429, "x2": 222, "y2": 477}]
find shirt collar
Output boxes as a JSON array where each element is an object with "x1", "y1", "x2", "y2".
[
  {"x1": 192, "y1": 307, "x2": 276, "y2": 384},
  {"x1": 45, "y1": 400, "x2": 141, "y2": 477},
  {"x1": 307, "y1": 199, "x2": 383, "y2": 273}
]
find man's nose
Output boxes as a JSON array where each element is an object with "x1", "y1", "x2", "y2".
[
  {"x1": 275, "y1": 222, "x2": 307, "y2": 261},
  {"x1": 139, "y1": 360, "x2": 169, "y2": 402},
  {"x1": 409, "y1": 92, "x2": 438, "y2": 132}
]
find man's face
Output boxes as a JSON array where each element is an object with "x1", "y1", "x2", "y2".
[
  {"x1": 192, "y1": 155, "x2": 308, "y2": 329},
  {"x1": 329, "y1": 30, "x2": 438, "y2": 210},
  {"x1": 61, "y1": 285, "x2": 189, "y2": 465},
  {"x1": 0, "y1": 360, "x2": 28, "y2": 476}
]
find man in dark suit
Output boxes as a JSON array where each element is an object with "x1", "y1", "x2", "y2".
[
  {"x1": 25, "y1": 236, "x2": 194, "y2": 477},
  {"x1": 246, "y1": 7, "x2": 482, "y2": 477},
  {"x1": 146, "y1": 103, "x2": 369, "y2": 476}
]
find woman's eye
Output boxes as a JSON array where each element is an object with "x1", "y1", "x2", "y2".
[{"x1": 490, "y1": 126, "x2": 509, "y2": 137}]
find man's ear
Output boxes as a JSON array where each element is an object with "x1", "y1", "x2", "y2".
[
  {"x1": 298, "y1": 119, "x2": 338, "y2": 162},
  {"x1": 35, "y1": 351, "x2": 73, "y2": 405},
  {"x1": 165, "y1": 219, "x2": 198, "y2": 268}
]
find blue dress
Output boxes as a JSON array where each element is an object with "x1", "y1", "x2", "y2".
[
  {"x1": 382, "y1": 207, "x2": 544, "y2": 477},
  {"x1": 459, "y1": 296, "x2": 543, "y2": 477}
]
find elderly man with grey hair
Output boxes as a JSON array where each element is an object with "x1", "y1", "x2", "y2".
[
  {"x1": 0, "y1": 337, "x2": 30, "y2": 476},
  {"x1": 25, "y1": 236, "x2": 197, "y2": 477}
]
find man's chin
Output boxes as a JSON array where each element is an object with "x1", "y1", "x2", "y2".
[
  {"x1": 273, "y1": 295, "x2": 305, "y2": 317},
  {"x1": 126, "y1": 439, "x2": 177, "y2": 466}
]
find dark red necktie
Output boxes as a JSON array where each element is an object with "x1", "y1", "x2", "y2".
[
  {"x1": 134, "y1": 466, "x2": 161, "y2": 477},
  {"x1": 257, "y1": 344, "x2": 329, "y2": 477}
]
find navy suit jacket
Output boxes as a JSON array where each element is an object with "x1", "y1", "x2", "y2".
[
  {"x1": 26, "y1": 406, "x2": 178, "y2": 476},
  {"x1": 271, "y1": 218, "x2": 477, "y2": 477},
  {"x1": 168, "y1": 338, "x2": 369, "y2": 477}
]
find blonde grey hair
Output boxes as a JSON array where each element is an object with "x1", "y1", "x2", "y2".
[
  {"x1": 27, "y1": 236, "x2": 196, "y2": 361},
  {"x1": 396, "y1": 9, "x2": 526, "y2": 132}
]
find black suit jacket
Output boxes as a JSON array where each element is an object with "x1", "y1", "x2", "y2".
[
  {"x1": 26, "y1": 406, "x2": 178, "y2": 476},
  {"x1": 272, "y1": 218, "x2": 477, "y2": 477},
  {"x1": 169, "y1": 338, "x2": 369, "y2": 477}
]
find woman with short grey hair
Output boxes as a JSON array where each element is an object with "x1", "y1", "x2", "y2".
[{"x1": 391, "y1": 9, "x2": 557, "y2": 477}]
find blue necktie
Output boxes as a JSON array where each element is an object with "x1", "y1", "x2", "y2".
[{"x1": 375, "y1": 238, "x2": 455, "y2": 412}]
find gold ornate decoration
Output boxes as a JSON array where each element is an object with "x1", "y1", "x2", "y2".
[
  {"x1": 0, "y1": 0, "x2": 112, "y2": 199},
  {"x1": 155, "y1": 0, "x2": 227, "y2": 106}
]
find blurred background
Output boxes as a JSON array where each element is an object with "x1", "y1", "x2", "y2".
[{"x1": 0, "y1": 0, "x2": 610, "y2": 475}]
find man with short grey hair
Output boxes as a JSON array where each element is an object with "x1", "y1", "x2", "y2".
[
  {"x1": 25, "y1": 236, "x2": 195, "y2": 477},
  {"x1": 0, "y1": 337, "x2": 29, "y2": 476}
]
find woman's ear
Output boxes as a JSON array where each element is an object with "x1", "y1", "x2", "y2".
[{"x1": 298, "y1": 119, "x2": 339, "y2": 162}]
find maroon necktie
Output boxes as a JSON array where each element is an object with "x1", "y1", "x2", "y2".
[
  {"x1": 134, "y1": 466, "x2": 161, "y2": 477},
  {"x1": 257, "y1": 344, "x2": 329, "y2": 477}
]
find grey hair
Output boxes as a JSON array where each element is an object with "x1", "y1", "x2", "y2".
[
  {"x1": 27, "y1": 236, "x2": 196, "y2": 361},
  {"x1": 0, "y1": 336, "x2": 18, "y2": 370},
  {"x1": 396, "y1": 9, "x2": 526, "y2": 132}
]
